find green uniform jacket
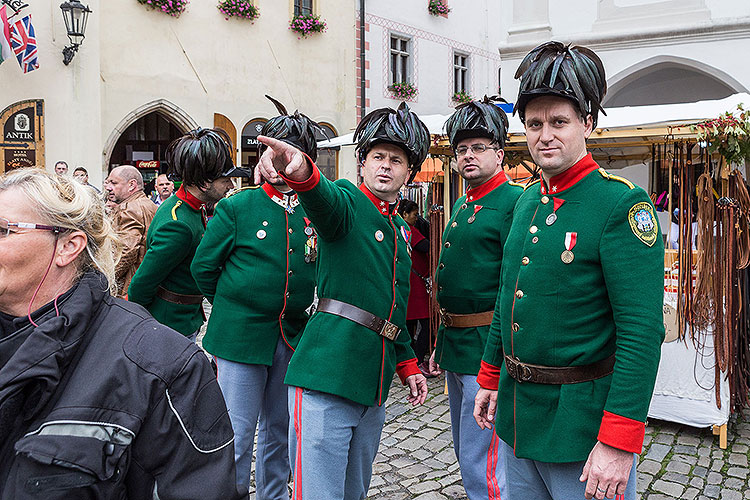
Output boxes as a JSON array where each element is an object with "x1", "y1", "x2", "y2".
[
  {"x1": 128, "y1": 186, "x2": 205, "y2": 336},
  {"x1": 478, "y1": 154, "x2": 665, "y2": 462},
  {"x1": 191, "y1": 183, "x2": 316, "y2": 365},
  {"x1": 435, "y1": 171, "x2": 523, "y2": 375},
  {"x1": 281, "y1": 162, "x2": 420, "y2": 407}
]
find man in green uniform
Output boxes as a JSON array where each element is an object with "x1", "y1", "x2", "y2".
[
  {"x1": 429, "y1": 97, "x2": 522, "y2": 500},
  {"x1": 191, "y1": 102, "x2": 320, "y2": 499},
  {"x1": 255, "y1": 103, "x2": 429, "y2": 500},
  {"x1": 129, "y1": 128, "x2": 243, "y2": 340},
  {"x1": 474, "y1": 42, "x2": 664, "y2": 500}
]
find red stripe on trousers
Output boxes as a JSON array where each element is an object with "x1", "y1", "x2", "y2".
[{"x1": 294, "y1": 387, "x2": 303, "y2": 500}]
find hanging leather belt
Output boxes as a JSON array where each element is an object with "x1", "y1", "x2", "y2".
[
  {"x1": 156, "y1": 286, "x2": 204, "y2": 305},
  {"x1": 316, "y1": 298, "x2": 401, "y2": 341},
  {"x1": 504, "y1": 353, "x2": 616, "y2": 384},
  {"x1": 440, "y1": 309, "x2": 494, "y2": 328}
]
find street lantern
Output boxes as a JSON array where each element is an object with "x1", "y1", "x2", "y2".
[{"x1": 60, "y1": 0, "x2": 92, "y2": 65}]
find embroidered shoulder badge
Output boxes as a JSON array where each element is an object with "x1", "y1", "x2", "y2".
[{"x1": 628, "y1": 202, "x2": 658, "y2": 247}]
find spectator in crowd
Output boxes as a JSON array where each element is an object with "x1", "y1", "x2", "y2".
[
  {"x1": 398, "y1": 199, "x2": 432, "y2": 374},
  {"x1": 152, "y1": 173, "x2": 174, "y2": 206},
  {"x1": 54, "y1": 160, "x2": 68, "y2": 176},
  {"x1": 128, "y1": 128, "x2": 242, "y2": 341},
  {"x1": 191, "y1": 100, "x2": 320, "y2": 496},
  {"x1": 73, "y1": 165, "x2": 101, "y2": 194},
  {"x1": 0, "y1": 167, "x2": 247, "y2": 500},
  {"x1": 105, "y1": 165, "x2": 157, "y2": 299}
]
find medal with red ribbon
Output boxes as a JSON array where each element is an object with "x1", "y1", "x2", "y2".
[
  {"x1": 561, "y1": 231, "x2": 577, "y2": 264},
  {"x1": 546, "y1": 197, "x2": 565, "y2": 226},
  {"x1": 467, "y1": 205, "x2": 483, "y2": 224}
]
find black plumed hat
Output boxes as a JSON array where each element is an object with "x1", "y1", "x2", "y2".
[
  {"x1": 260, "y1": 95, "x2": 325, "y2": 162},
  {"x1": 445, "y1": 95, "x2": 509, "y2": 149},
  {"x1": 514, "y1": 41, "x2": 607, "y2": 127},
  {"x1": 166, "y1": 128, "x2": 235, "y2": 187},
  {"x1": 354, "y1": 102, "x2": 430, "y2": 182}
]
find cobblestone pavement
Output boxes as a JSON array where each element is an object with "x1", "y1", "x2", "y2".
[
  {"x1": 200, "y1": 309, "x2": 749, "y2": 500},
  {"x1": 241, "y1": 371, "x2": 750, "y2": 499}
]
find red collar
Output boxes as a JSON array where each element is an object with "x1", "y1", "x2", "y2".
[
  {"x1": 360, "y1": 183, "x2": 398, "y2": 216},
  {"x1": 541, "y1": 153, "x2": 599, "y2": 195},
  {"x1": 466, "y1": 170, "x2": 508, "y2": 203},
  {"x1": 175, "y1": 185, "x2": 204, "y2": 211}
]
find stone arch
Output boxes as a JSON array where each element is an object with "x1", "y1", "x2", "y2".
[
  {"x1": 101, "y1": 99, "x2": 198, "y2": 171},
  {"x1": 603, "y1": 55, "x2": 747, "y2": 107}
]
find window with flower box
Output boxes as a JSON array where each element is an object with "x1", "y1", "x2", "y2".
[
  {"x1": 453, "y1": 52, "x2": 469, "y2": 94},
  {"x1": 390, "y1": 34, "x2": 412, "y2": 86}
]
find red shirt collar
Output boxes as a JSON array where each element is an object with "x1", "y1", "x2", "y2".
[
  {"x1": 540, "y1": 153, "x2": 599, "y2": 195},
  {"x1": 175, "y1": 185, "x2": 204, "y2": 211},
  {"x1": 359, "y1": 183, "x2": 397, "y2": 216},
  {"x1": 466, "y1": 169, "x2": 508, "y2": 203}
]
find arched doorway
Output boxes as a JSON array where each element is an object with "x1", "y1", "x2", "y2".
[
  {"x1": 604, "y1": 56, "x2": 746, "y2": 107},
  {"x1": 108, "y1": 112, "x2": 186, "y2": 191}
]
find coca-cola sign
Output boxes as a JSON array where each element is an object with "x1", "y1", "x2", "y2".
[{"x1": 136, "y1": 160, "x2": 160, "y2": 170}]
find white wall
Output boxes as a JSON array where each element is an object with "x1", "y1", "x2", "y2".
[
  {"x1": 364, "y1": 0, "x2": 504, "y2": 116},
  {"x1": 0, "y1": 0, "x2": 103, "y2": 184},
  {"x1": 1, "y1": 0, "x2": 357, "y2": 187}
]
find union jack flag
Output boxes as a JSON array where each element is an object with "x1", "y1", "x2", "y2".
[{"x1": 9, "y1": 14, "x2": 37, "y2": 73}]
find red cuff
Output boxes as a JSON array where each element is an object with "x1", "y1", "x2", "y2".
[
  {"x1": 396, "y1": 358, "x2": 421, "y2": 384},
  {"x1": 597, "y1": 410, "x2": 646, "y2": 454},
  {"x1": 477, "y1": 360, "x2": 501, "y2": 390},
  {"x1": 278, "y1": 153, "x2": 321, "y2": 192}
]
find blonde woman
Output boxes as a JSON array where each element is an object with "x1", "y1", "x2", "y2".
[{"x1": 0, "y1": 168, "x2": 246, "y2": 500}]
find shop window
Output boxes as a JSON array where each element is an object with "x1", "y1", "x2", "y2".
[
  {"x1": 294, "y1": 0, "x2": 313, "y2": 16},
  {"x1": 315, "y1": 122, "x2": 338, "y2": 180},
  {"x1": 240, "y1": 118, "x2": 268, "y2": 171},
  {"x1": 390, "y1": 34, "x2": 412, "y2": 86},
  {"x1": 453, "y1": 52, "x2": 469, "y2": 94}
]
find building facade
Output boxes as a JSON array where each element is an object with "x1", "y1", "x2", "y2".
[{"x1": 0, "y1": 0, "x2": 357, "y2": 188}]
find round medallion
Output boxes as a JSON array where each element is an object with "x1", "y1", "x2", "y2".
[
  {"x1": 529, "y1": 225, "x2": 538, "y2": 234},
  {"x1": 304, "y1": 227, "x2": 314, "y2": 236},
  {"x1": 561, "y1": 250, "x2": 574, "y2": 264},
  {"x1": 541, "y1": 196, "x2": 550, "y2": 204},
  {"x1": 262, "y1": 220, "x2": 269, "y2": 227},
  {"x1": 375, "y1": 230, "x2": 384, "y2": 242},
  {"x1": 545, "y1": 213, "x2": 557, "y2": 226},
  {"x1": 256, "y1": 229, "x2": 267, "y2": 240}
]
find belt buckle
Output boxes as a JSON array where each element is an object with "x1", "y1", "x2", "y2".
[
  {"x1": 440, "y1": 308, "x2": 453, "y2": 327},
  {"x1": 379, "y1": 321, "x2": 400, "y2": 341}
]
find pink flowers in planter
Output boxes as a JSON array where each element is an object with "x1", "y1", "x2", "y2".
[
  {"x1": 137, "y1": 0, "x2": 189, "y2": 17},
  {"x1": 218, "y1": 0, "x2": 259, "y2": 21},
  {"x1": 452, "y1": 91, "x2": 472, "y2": 105},
  {"x1": 428, "y1": 0, "x2": 450, "y2": 16},
  {"x1": 289, "y1": 14, "x2": 327, "y2": 39},
  {"x1": 388, "y1": 82, "x2": 418, "y2": 101}
]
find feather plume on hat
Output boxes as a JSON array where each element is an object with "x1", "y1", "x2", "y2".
[
  {"x1": 353, "y1": 102, "x2": 430, "y2": 182},
  {"x1": 261, "y1": 95, "x2": 326, "y2": 162},
  {"x1": 514, "y1": 41, "x2": 607, "y2": 127},
  {"x1": 445, "y1": 95, "x2": 510, "y2": 149}
]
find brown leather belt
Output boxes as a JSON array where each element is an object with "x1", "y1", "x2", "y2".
[
  {"x1": 440, "y1": 309, "x2": 494, "y2": 328},
  {"x1": 316, "y1": 298, "x2": 401, "y2": 341},
  {"x1": 156, "y1": 286, "x2": 204, "y2": 305},
  {"x1": 504, "y1": 353, "x2": 616, "y2": 384}
]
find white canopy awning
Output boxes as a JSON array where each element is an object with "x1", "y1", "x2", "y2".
[{"x1": 317, "y1": 93, "x2": 750, "y2": 148}]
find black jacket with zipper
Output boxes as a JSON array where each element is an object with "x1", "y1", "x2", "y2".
[{"x1": 0, "y1": 271, "x2": 247, "y2": 500}]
